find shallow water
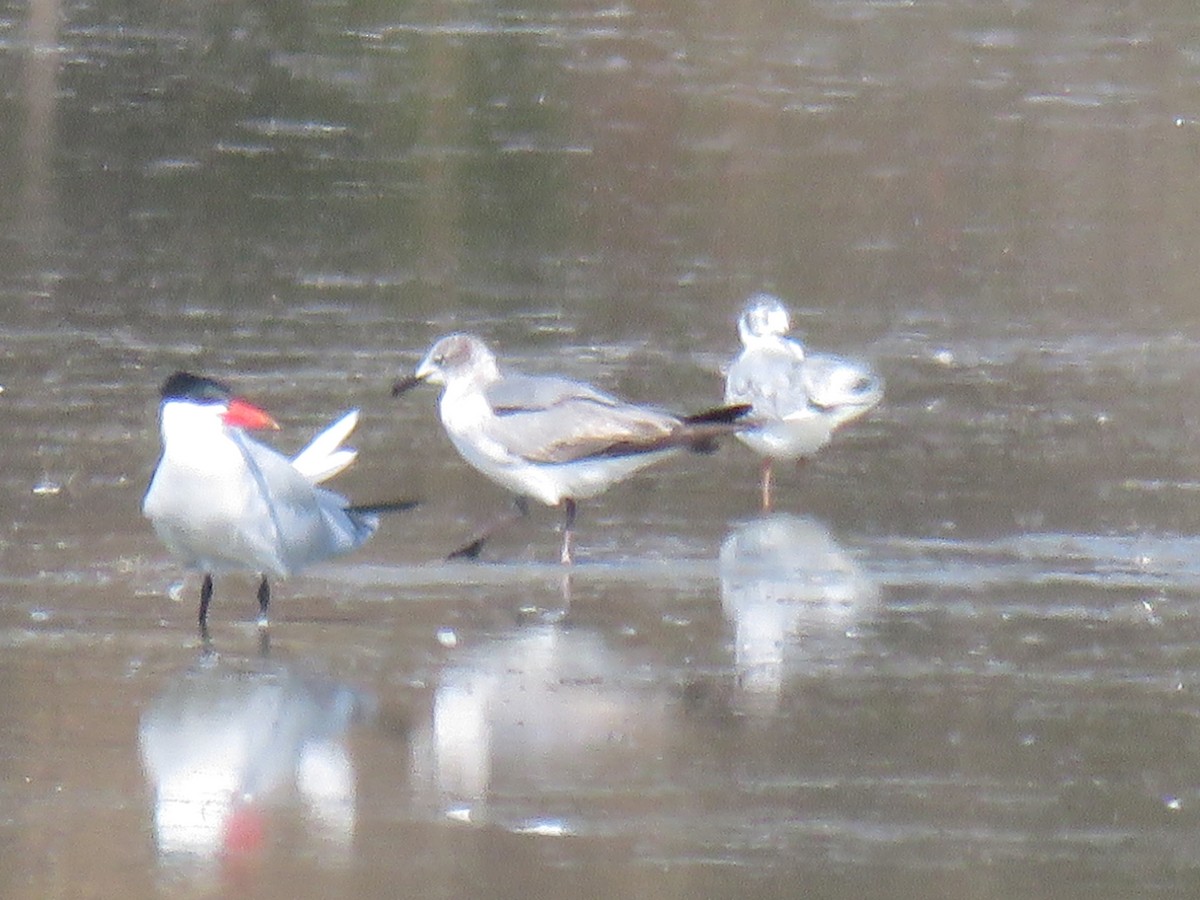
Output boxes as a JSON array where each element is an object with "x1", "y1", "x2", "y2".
[{"x1": 5, "y1": 0, "x2": 1200, "y2": 897}]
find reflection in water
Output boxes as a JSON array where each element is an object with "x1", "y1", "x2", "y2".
[
  {"x1": 137, "y1": 654, "x2": 373, "y2": 869},
  {"x1": 20, "y1": 0, "x2": 60, "y2": 252},
  {"x1": 720, "y1": 515, "x2": 878, "y2": 710},
  {"x1": 6, "y1": 0, "x2": 1200, "y2": 891},
  {"x1": 411, "y1": 625, "x2": 668, "y2": 831}
]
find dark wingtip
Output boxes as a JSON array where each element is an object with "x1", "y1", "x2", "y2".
[
  {"x1": 392, "y1": 375, "x2": 424, "y2": 397},
  {"x1": 682, "y1": 403, "x2": 753, "y2": 426},
  {"x1": 347, "y1": 498, "x2": 420, "y2": 515},
  {"x1": 679, "y1": 403, "x2": 755, "y2": 454}
]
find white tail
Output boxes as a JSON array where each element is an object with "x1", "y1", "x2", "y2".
[{"x1": 291, "y1": 409, "x2": 360, "y2": 484}]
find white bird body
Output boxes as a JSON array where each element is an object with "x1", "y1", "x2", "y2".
[
  {"x1": 143, "y1": 372, "x2": 378, "y2": 630},
  {"x1": 726, "y1": 342, "x2": 878, "y2": 460},
  {"x1": 145, "y1": 405, "x2": 371, "y2": 578},
  {"x1": 436, "y1": 372, "x2": 677, "y2": 506},
  {"x1": 399, "y1": 333, "x2": 745, "y2": 562},
  {"x1": 724, "y1": 295, "x2": 882, "y2": 509}
]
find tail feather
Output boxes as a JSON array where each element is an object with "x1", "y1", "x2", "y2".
[
  {"x1": 292, "y1": 410, "x2": 360, "y2": 484},
  {"x1": 340, "y1": 498, "x2": 418, "y2": 549},
  {"x1": 346, "y1": 498, "x2": 419, "y2": 515}
]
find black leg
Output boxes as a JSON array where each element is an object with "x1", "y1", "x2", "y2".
[
  {"x1": 198, "y1": 573, "x2": 214, "y2": 635},
  {"x1": 257, "y1": 576, "x2": 270, "y2": 628},
  {"x1": 447, "y1": 495, "x2": 532, "y2": 561},
  {"x1": 446, "y1": 536, "x2": 488, "y2": 562}
]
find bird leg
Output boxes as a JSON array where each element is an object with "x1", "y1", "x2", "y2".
[
  {"x1": 760, "y1": 459, "x2": 774, "y2": 513},
  {"x1": 448, "y1": 496, "x2": 531, "y2": 560},
  {"x1": 198, "y1": 573, "x2": 214, "y2": 636},
  {"x1": 256, "y1": 576, "x2": 270, "y2": 629},
  {"x1": 560, "y1": 498, "x2": 578, "y2": 566}
]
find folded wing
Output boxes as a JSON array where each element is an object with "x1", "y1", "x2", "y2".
[
  {"x1": 234, "y1": 429, "x2": 377, "y2": 576},
  {"x1": 484, "y1": 375, "x2": 681, "y2": 464},
  {"x1": 726, "y1": 349, "x2": 812, "y2": 421}
]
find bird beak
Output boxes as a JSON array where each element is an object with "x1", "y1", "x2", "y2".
[
  {"x1": 391, "y1": 374, "x2": 424, "y2": 400},
  {"x1": 222, "y1": 398, "x2": 280, "y2": 430},
  {"x1": 393, "y1": 349, "x2": 445, "y2": 395}
]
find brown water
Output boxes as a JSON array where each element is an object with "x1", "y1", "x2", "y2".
[{"x1": 5, "y1": 0, "x2": 1200, "y2": 897}]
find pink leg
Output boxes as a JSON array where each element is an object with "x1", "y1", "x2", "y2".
[
  {"x1": 761, "y1": 459, "x2": 774, "y2": 513},
  {"x1": 559, "y1": 498, "x2": 577, "y2": 565}
]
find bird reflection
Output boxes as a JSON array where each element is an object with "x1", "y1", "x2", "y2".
[
  {"x1": 137, "y1": 654, "x2": 374, "y2": 867},
  {"x1": 410, "y1": 626, "x2": 668, "y2": 827},
  {"x1": 719, "y1": 514, "x2": 878, "y2": 711}
]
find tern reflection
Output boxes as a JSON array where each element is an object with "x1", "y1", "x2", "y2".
[
  {"x1": 720, "y1": 514, "x2": 878, "y2": 709},
  {"x1": 411, "y1": 625, "x2": 668, "y2": 825},
  {"x1": 138, "y1": 654, "x2": 373, "y2": 865}
]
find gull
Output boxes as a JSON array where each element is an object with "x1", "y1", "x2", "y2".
[
  {"x1": 394, "y1": 333, "x2": 748, "y2": 564},
  {"x1": 143, "y1": 371, "x2": 405, "y2": 634},
  {"x1": 725, "y1": 294, "x2": 883, "y2": 511}
]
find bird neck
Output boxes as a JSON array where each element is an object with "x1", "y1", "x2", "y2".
[
  {"x1": 159, "y1": 402, "x2": 243, "y2": 466},
  {"x1": 743, "y1": 332, "x2": 803, "y2": 360}
]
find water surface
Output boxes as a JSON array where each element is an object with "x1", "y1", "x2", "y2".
[{"x1": 4, "y1": 0, "x2": 1200, "y2": 897}]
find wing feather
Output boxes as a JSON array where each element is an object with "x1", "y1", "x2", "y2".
[
  {"x1": 477, "y1": 372, "x2": 681, "y2": 463},
  {"x1": 725, "y1": 348, "x2": 811, "y2": 421},
  {"x1": 487, "y1": 398, "x2": 680, "y2": 463}
]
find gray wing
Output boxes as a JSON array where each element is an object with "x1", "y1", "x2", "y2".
[
  {"x1": 484, "y1": 372, "x2": 618, "y2": 412},
  {"x1": 725, "y1": 348, "x2": 812, "y2": 421},
  {"x1": 800, "y1": 351, "x2": 882, "y2": 411},
  {"x1": 237, "y1": 436, "x2": 377, "y2": 573},
  {"x1": 482, "y1": 373, "x2": 681, "y2": 463}
]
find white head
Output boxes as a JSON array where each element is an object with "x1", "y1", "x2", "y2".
[
  {"x1": 411, "y1": 333, "x2": 500, "y2": 390},
  {"x1": 157, "y1": 371, "x2": 278, "y2": 444},
  {"x1": 737, "y1": 294, "x2": 793, "y2": 347}
]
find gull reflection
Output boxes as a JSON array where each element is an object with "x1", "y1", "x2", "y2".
[
  {"x1": 21, "y1": 0, "x2": 61, "y2": 252},
  {"x1": 411, "y1": 625, "x2": 668, "y2": 828},
  {"x1": 138, "y1": 654, "x2": 373, "y2": 867},
  {"x1": 720, "y1": 515, "x2": 878, "y2": 710}
]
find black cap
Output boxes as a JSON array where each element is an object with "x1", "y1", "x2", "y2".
[{"x1": 160, "y1": 371, "x2": 234, "y2": 404}]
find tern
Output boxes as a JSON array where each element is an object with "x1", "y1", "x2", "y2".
[
  {"x1": 725, "y1": 294, "x2": 883, "y2": 511},
  {"x1": 143, "y1": 371, "x2": 400, "y2": 633},
  {"x1": 394, "y1": 333, "x2": 749, "y2": 564}
]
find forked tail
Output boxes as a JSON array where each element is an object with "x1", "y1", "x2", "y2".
[{"x1": 291, "y1": 409, "x2": 361, "y2": 484}]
